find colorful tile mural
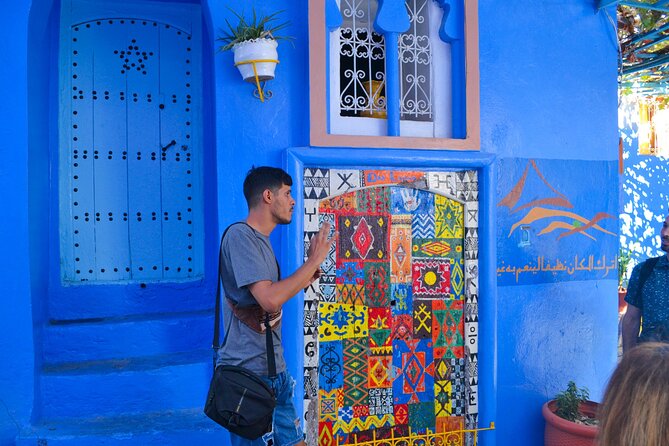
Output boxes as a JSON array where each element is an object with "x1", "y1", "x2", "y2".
[{"x1": 302, "y1": 168, "x2": 480, "y2": 445}]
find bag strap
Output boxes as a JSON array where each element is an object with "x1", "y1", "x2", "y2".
[
  {"x1": 213, "y1": 222, "x2": 278, "y2": 377},
  {"x1": 638, "y1": 256, "x2": 661, "y2": 296},
  {"x1": 264, "y1": 315, "x2": 276, "y2": 377},
  {"x1": 212, "y1": 223, "x2": 243, "y2": 356}
]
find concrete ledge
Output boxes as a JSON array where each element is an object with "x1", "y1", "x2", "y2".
[
  {"x1": 40, "y1": 351, "x2": 212, "y2": 419},
  {"x1": 17, "y1": 408, "x2": 229, "y2": 445},
  {"x1": 43, "y1": 312, "x2": 212, "y2": 365}
]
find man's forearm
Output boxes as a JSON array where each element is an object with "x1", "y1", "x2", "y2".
[
  {"x1": 250, "y1": 259, "x2": 322, "y2": 312},
  {"x1": 251, "y1": 222, "x2": 335, "y2": 313},
  {"x1": 272, "y1": 260, "x2": 321, "y2": 303},
  {"x1": 622, "y1": 313, "x2": 641, "y2": 353}
]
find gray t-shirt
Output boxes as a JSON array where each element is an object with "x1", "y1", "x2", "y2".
[{"x1": 216, "y1": 223, "x2": 286, "y2": 376}]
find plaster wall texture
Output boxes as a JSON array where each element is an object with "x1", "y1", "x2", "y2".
[
  {"x1": 0, "y1": 0, "x2": 619, "y2": 444},
  {"x1": 480, "y1": 1, "x2": 619, "y2": 161},
  {"x1": 0, "y1": 1, "x2": 36, "y2": 443},
  {"x1": 479, "y1": 1, "x2": 619, "y2": 445}
]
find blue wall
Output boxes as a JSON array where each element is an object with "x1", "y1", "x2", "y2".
[
  {"x1": 480, "y1": 1, "x2": 619, "y2": 445},
  {"x1": 0, "y1": 0, "x2": 619, "y2": 444},
  {"x1": 480, "y1": 1, "x2": 618, "y2": 161},
  {"x1": 212, "y1": 0, "x2": 310, "y2": 234},
  {"x1": 1, "y1": 1, "x2": 36, "y2": 441}
]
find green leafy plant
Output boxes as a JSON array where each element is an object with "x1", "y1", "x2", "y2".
[
  {"x1": 618, "y1": 248, "x2": 631, "y2": 289},
  {"x1": 217, "y1": 8, "x2": 292, "y2": 52},
  {"x1": 618, "y1": 4, "x2": 669, "y2": 92},
  {"x1": 555, "y1": 381, "x2": 593, "y2": 424}
]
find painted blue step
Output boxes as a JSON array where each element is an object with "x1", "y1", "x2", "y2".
[
  {"x1": 43, "y1": 311, "x2": 213, "y2": 364},
  {"x1": 40, "y1": 350, "x2": 214, "y2": 419},
  {"x1": 49, "y1": 279, "x2": 216, "y2": 321},
  {"x1": 17, "y1": 408, "x2": 231, "y2": 446}
]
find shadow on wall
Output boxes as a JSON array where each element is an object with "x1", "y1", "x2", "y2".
[{"x1": 619, "y1": 95, "x2": 669, "y2": 268}]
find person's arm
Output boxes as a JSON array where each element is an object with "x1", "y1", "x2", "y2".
[
  {"x1": 249, "y1": 223, "x2": 336, "y2": 313},
  {"x1": 622, "y1": 303, "x2": 642, "y2": 354},
  {"x1": 621, "y1": 262, "x2": 644, "y2": 354}
]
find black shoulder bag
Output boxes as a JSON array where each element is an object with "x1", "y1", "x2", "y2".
[{"x1": 204, "y1": 223, "x2": 277, "y2": 439}]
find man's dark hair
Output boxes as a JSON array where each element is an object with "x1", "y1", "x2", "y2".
[{"x1": 243, "y1": 166, "x2": 293, "y2": 208}]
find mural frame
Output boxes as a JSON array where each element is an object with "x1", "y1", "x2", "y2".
[{"x1": 283, "y1": 147, "x2": 497, "y2": 444}]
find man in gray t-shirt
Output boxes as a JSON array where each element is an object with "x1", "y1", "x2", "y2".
[
  {"x1": 217, "y1": 222, "x2": 288, "y2": 375},
  {"x1": 217, "y1": 166, "x2": 335, "y2": 446}
]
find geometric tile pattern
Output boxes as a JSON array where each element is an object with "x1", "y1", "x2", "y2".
[
  {"x1": 389, "y1": 219, "x2": 412, "y2": 283},
  {"x1": 343, "y1": 338, "x2": 369, "y2": 407},
  {"x1": 338, "y1": 214, "x2": 389, "y2": 262},
  {"x1": 392, "y1": 338, "x2": 434, "y2": 405},
  {"x1": 435, "y1": 194, "x2": 464, "y2": 239},
  {"x1": 319, "y1": 341, "x2": 344, "y2": 392},
  {"x1": 391, "y1": 314, "x2": 413, "y2": 342},
  {"x1": 364, "y1": 263, "x2": 390, "y2": 307},
  {"x1": 305, "y1": 168, "x2": 330, "y2": 199},
  {"x1": 318, "y1": 302, "x2": 369, "y2": 341},
  {"x1": 412, "y1": 301, "x2": 432, "y2": 339},
  {"x1": 412, "y1": 258, "x2": 451, "y2": 299},
  {"x1": 391, "y1": 283, "x2": 412, "y2": 316},
  {"x1": 319, "y1": 389, "x2": 341, "y2": 422},
  {"x1": 433, "y1": 300, "x2": 464, "y2": 358},
  {"x1": 357, "y1": 186, "x2": 390, "y2": 214},
  {"x1": 367, "y1": 355, "x2": 392, "y2": 388},
  {"x1": 305, "y1": 169, "x2": 479, "y2": 445},
  {"x1": 369, "y1": 329, "x2": 392, "y2": 355}
]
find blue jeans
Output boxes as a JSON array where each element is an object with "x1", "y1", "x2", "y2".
[{"x1": 229, "y1": 371, "x2": 304, "y2": 446}]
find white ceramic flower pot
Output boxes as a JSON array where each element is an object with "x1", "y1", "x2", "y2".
[{"x1": 232, "y1": 38, "x2": 279, "y2": 83}]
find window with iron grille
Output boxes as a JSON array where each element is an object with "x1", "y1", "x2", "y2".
[{"x1": 328, "y1": 0, "x2": 460, "y2": 139}]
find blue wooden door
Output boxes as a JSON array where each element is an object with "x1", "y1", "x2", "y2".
[
  {"x1": 48, "y1": 0, "x2": 209, "y2": 320},
  {"x1": 55, "y1": 0, "x2": 205, "y2": 318}
]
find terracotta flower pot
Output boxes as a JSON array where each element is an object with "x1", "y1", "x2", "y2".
[{"x1": 543, "y1": 400, "x2": 598, "y2": 446}]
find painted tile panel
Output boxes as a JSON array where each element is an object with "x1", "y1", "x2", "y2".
[{"x1": 304, "y1": 168, "x2": 479, "y2": 445}]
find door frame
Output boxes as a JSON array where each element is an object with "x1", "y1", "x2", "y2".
[{"x1": 52, "y1": 0, "x2": 213, "y2": 320}]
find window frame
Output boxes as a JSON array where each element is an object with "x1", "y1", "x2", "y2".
[
  {"x1": 309, "y1": 0, "x2": 480, "y2": 150},
  {"x1": 328, "y1": 0, "x2": 451, "y2": 138}
]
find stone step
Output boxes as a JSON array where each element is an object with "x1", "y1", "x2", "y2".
[
  {"x1": 43, "y1": 311, "x2": 213, "y2": 364},
  {"x1": 48, "y1": 280, "x2": 215, "y2": 321},
  {"x1": 40, "y1": 350, "x2": 214, "y2": 419},
  {"x1": 17, "y1": 408, "x2": 230, "y2": 445}
]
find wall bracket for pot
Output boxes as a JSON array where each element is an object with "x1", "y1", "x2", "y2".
[
  {"x1": 234, "y1": 58, "x2": 279, "y2": 102},
  {"x1": 252, "y1": 81, "x2": 273, "y2": 101}
]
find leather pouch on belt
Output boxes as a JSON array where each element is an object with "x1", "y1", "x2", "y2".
[{"x1": 226, "y1": 298, "x2": 282, "y2": 333}]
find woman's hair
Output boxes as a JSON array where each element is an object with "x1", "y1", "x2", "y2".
[{"x1": 598, "y1": 342, "x2": 669, "y2": 446}]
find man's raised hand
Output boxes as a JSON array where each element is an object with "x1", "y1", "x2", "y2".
[{"x1": 307, "y1": 222, "x2": 337, "y2": 266}]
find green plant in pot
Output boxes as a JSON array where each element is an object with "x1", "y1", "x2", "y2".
[
  {"x1": 542, "y1": 381, "x2": 599, "y2": 446},
  {"x1": 217, "y1": 8, "x2": 292, "y2": 83}
]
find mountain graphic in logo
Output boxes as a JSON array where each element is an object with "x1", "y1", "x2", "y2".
[{"x1": 499, "y1": 160, "x2": 615, "y2": 241}]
